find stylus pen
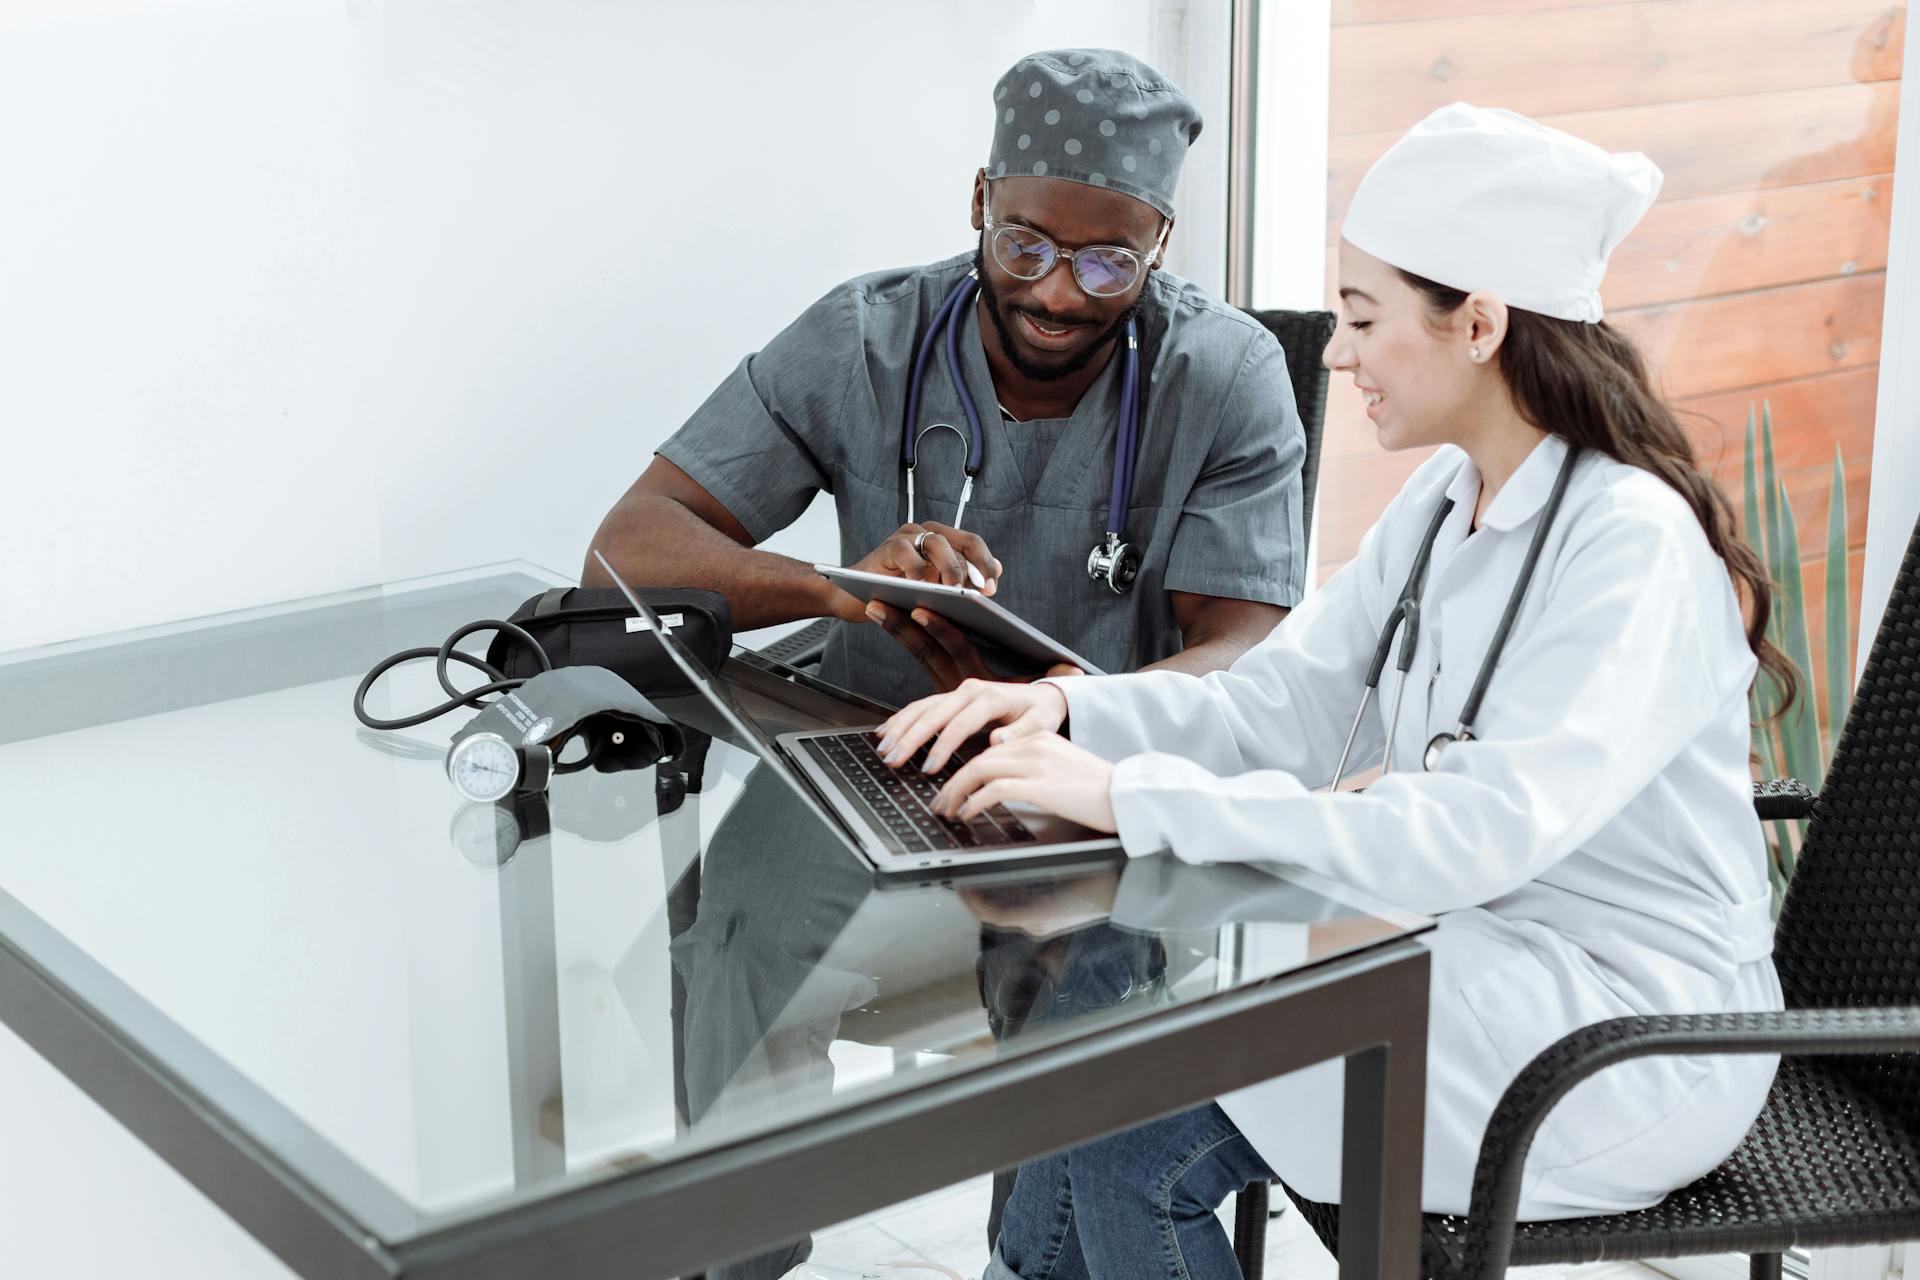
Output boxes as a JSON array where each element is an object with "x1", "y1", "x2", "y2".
[{"x1": 920, "y1": 534, "x2": 988, "y2": 589}]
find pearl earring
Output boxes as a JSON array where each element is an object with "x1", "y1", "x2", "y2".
[{"x1": 1469, "y1": 345, "x2": 1482, "y2": 361}]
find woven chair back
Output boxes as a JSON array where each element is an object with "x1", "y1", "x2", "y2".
[
  {"x1": 1774, "y1": 517, "x2": 1920, "y2": 1128},
  {"x1": 1240, "y1": 308, "x2": 1335, "y2": 557}
]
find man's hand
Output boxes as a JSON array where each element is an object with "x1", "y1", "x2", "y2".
[
  {"x1": 824, "y1": 522, "x2": 1003, "y2": 624},
  {"x1": 864, "y1": 604, "x2": 993, "y2": 691},
  {"x1": 866, "y1": 605, "x2": 1083, "y2": 694}
]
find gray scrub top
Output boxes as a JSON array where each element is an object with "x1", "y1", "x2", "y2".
[{"x1": 659, "y1": 252, "x2": 1306, "y2": 709}]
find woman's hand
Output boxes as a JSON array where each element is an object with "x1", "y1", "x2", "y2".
[
  {"x1": 877, "y1": 677, "x2": 1071, "y2": 774},
  {"x1": 932, "y1": 734, "x2": 1118, "y2": 833}
]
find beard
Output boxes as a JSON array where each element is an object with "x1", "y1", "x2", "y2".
[{"x1": 973, "y1": 247, "x2": 1139, "y2": 384}]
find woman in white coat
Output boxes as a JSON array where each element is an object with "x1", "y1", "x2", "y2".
[{"x1": 876, "y1": 104, "x2": 1792, "y2": 1280}]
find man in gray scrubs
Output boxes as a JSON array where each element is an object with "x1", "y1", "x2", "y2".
[
  {"x1": 608, "y1": 50, "x2": 1310, "y2": 1280},
  {"x1": 588, "y1": 48, "x2": 1306, "y2": 704}
]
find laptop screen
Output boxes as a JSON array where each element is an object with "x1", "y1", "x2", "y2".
[{"x1": 589, "y1": 551, "x2": 860, "y2": 843}]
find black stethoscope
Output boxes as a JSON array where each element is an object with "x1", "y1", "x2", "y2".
[
  {"x1": 901, "y1": 269, "x2": 1145, "y2": 593},
  {"x1": 1327, "y1": 444, "x2": 1582, "y2": 790}
]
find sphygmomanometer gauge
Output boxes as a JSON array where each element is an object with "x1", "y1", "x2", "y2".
[{"x1": 447, "y1": 732, "x2": 526, "y2": 803}]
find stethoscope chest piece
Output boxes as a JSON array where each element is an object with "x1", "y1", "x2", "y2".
[
  {"x1": 1086, "y1": 534, "x2": 1140, "y2": 594},
  {"x1": 1422, "y1": 728, "x2": 1472, "y2": 772}
]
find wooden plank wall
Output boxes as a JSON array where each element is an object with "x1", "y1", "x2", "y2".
[{"x1": 1315, "y1": 0, "x2": 1903, "y2": 698}]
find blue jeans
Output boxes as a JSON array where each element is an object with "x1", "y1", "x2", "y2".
[{"x1": 986, "y1": 1102, "x2": 1277, "y2": 1280}]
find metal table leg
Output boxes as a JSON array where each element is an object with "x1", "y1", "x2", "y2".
[{"x1": 1337, "y1": 948, "x2": 1429, "y2": 1280}]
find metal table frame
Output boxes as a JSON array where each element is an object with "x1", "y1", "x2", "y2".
[{"x1": 1, "y1": 885, "x2": 1428, "y2": 1280}]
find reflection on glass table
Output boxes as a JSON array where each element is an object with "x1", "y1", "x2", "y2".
[{"x1": 0, "y1": 563, "x2": 1432, "y2": 1279}]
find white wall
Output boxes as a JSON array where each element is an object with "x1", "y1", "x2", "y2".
[
  {"x1": 0, "y1": 2, "x2": 1244, "y2": 1275},
  {"x1": 1858, "y1": 0, "x2": 1920, "y2": 663},
  {"x1": 3, "y1": 0, "x2": 1247, "y2": 655}
]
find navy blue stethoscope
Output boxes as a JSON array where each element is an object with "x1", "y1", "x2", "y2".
[
  {"x1": 1327, "y1": 444, "x2": 1582, "y2": 789},
  {"x1": 901, "y1": 269, "x2": 1145, "y2": 593}
]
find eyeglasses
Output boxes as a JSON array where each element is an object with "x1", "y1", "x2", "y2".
[{"x1": 983, "y1": 196, "x2": 1170, "y2": 298}]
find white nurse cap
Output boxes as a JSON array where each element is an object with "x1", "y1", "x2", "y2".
[{"x1": 1342, "y1": 103, "x2": 1662, "y2": 324}]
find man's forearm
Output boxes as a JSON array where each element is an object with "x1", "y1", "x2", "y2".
[
  {"x1": 1139, "y1": 601, "x2": 1288, "y2": 677},
  {"x1": 583, "y1": 495, "x2": 837, "y2": 631},
  {"x1": 1137, "y1": 634, "x2": 1251, "y2": 677}
]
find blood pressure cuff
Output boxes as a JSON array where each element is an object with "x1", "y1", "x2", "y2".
[
  {"x1": 484, "y1": 586, "x2": 732, "y2": 699},
  {"x1": 451, "y1": 665, "x2": 682, "y2": 774}
]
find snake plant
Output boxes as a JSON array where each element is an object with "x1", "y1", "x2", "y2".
[{"x1": 1743, "y1": 402, "x2": 1852, "y2": 906}]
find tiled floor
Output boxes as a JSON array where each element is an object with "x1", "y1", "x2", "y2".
[{"x1": 810, "y1": 1173, "x2": 1671, "y2": 1280}]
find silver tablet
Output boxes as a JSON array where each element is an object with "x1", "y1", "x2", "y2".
[{"x1": 815, "y1": 564, "x2": 1107, "y2": 676}]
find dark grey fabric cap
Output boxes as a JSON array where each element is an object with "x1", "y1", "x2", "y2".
[{"x1": 987, "y1": 49, "x2": 1202, "y2": 218}]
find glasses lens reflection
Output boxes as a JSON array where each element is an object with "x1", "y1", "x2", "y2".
[
  {"x1": 1073, "y1": 248, "x2": 1137, "y2": 296},
  {"x1": 992, "y1": 226, "x2": 1055, "y2": 279},
  {"x1": 990, "y1": 225, "x2": 1141, "y2": 297}
]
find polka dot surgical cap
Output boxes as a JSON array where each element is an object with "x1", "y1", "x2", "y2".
[{"x1": 986, "y1": 49, "x2": 1202, "y2": 218}]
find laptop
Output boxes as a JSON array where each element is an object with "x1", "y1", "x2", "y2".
[{"x1": 592, "y1": 551, "x2": 1124, "y2": 879}]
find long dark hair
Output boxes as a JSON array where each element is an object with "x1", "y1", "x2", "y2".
[{"x1": 1397, "y1": 269, "x2": 1797, "y2": 716}]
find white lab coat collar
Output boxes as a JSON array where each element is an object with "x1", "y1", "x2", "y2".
[
  {"x1": 1477, "y1": 433, "x2": 1571, "y2": 533},
  {"x1": 1441, "y1": 448, "x2": 1483, "y2": 515}
]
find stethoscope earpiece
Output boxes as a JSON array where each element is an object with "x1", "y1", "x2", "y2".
[{"x1": 907, "y1": 421, "x2": 978, "y2": 531}]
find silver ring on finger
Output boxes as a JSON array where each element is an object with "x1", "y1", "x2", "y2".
[{"x1": 912, "y1": 530, "x2": 933, "y2": 556}]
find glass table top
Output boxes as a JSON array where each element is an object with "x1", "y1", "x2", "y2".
[{"x1": 0, "y1": 563, "x2": 1430, "y2": 1246}]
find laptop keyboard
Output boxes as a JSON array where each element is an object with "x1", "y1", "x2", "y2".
[{"x1": 800, "y1": 732, "x2": 1037, "y2": 855}]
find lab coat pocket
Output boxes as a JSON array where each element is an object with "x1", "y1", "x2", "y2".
[{"x1": 1459, "y1": 939, "x2": 1710, "y2": 1165}]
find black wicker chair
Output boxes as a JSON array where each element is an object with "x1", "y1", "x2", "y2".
[
  {"x1": 1234, "y1": 514, "x2": 1920, "y2": 1280},
  {"x1": 1242, "y1": 307, "x2": 1335, "y2": 549}
]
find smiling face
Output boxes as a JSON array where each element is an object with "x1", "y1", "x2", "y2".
[
  {"x1": 1323, "y1": 240, "x2": 1496, "y2": 453},
  {"x1": 970, "y1": 173, "x2": 1169, "y2": 384}
]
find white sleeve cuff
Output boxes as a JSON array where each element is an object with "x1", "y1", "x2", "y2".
[
  {"x1": 1044, "y1": 673, "x2": 1182, "y2": 764},
  {"x1": 1109, "y1": 752, "x2": 1188, "y2": 858}
]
